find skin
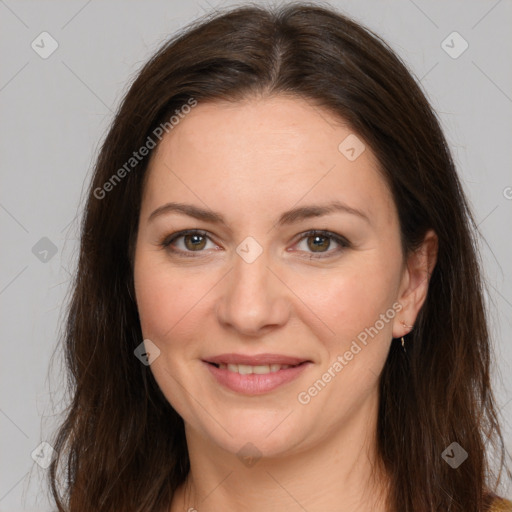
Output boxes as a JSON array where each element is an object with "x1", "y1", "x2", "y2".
[{"x1": 133, "y1": 95, "x2": 438, "y2": 512}]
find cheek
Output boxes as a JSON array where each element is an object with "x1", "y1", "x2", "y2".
[
  {"x1": 133, "y1": 253, "x2": 216, "y2": 358},
  {"x1": 302, "y1": 259, "x2": 400, "y2": 353},
  {"x1": 133, "y1": 256, "x2": 201, "y2": 407},
  {"x1": 134, "y1": 254, "x2": 186, "y2": 339}
]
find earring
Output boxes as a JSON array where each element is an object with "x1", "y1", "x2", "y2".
[{"x1": 400, "y1": 320, "x2": 414, "y2": 353}]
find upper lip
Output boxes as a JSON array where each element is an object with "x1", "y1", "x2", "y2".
[{"x1": 204, "y1": 353, "x2": 310, "y2": 366}]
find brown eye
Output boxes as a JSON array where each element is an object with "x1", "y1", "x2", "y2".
[
  {"x1": 183, "y1": 233, "x2": 207, "y2": 251},
  {"x1": 306, "y1": 234, "x2": 331, "y2": 252},
  {"x1": 161, "y1": 230, "x2": 214, "y2": 257},
  {"x1": 294, "y1": 230, "x2": 350, "y2": 258}
]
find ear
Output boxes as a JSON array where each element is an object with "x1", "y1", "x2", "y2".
[{"x1": 392, "y1": 229, "x2": 438, "y2": 338}]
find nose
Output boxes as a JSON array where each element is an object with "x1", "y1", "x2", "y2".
[{"x1": 215, "y1": 249, "x2": 291, "y2": 337}]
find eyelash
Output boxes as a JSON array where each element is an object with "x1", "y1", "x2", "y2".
[{"x1": 160, "y1": 229, "x2": 350, "y2": 259}]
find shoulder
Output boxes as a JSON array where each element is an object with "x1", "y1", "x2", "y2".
[{"x1": 490, "y1": 496, "x2": 512, "y2": 511}]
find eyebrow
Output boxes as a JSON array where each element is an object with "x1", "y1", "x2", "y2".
[{"x1": 148, "y1": 200, "x2": 371, "y2": 226}]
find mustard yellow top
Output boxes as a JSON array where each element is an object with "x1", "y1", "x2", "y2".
[{"x1": 491, "y1": 497, "x2": 512, "y2": 511}]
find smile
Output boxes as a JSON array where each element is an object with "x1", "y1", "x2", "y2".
[
  {"x1": 202, "y1": 354, "x2": 311, "y2": 395},
  {"x1": 213, "y1": 362, "x2": 297, "y2": 374}
]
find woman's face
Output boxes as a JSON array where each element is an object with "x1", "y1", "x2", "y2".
[{"x1": 134, "y1": 95, "x2": 420, "y2": 459}]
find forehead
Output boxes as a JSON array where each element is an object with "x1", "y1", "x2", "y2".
[{"x1": 142, "y1": 95, "x2": 396, "y2": 228}]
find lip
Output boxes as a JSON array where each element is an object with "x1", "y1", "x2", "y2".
[
  {"x1": 202, "y1": 354, "x2": 312, "y2": 395},
  {"x1": 204, "y1": 353, "x2": 310, "y2": 366}
]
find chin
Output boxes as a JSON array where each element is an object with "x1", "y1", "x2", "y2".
[{"x1": 189, "y1": 407, "x2": 313, "y2": 461}]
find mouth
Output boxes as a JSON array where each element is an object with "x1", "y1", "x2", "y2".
[
  {"x1": 206, "y1": 361, "x2": 307, "y2": 374},
  {"x1": 202, "y1": 353, "x2": 312, "y2": 395}
]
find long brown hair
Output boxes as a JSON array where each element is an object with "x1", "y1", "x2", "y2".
[{"x1": 49, "y1": 3, "x2": 510, "y2": 511}]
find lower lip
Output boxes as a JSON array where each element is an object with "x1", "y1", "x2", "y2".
[{"x1": 203, "y1": 361, "x2": 311, "y2": 395}]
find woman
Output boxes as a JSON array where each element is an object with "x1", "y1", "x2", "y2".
[{"x1": 49, "y1": 3, "x2": 512, "y2": 511}]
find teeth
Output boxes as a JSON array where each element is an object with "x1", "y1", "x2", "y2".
[
  {"x1": 238, "y1": 364, "x2": 252, "y2": 375},
  {"x1": 253, "y1": 365, "x2": 271, "y2": 374},
  {"x1": 218, "y1": 363, "x2": 294, "y2": 374}
]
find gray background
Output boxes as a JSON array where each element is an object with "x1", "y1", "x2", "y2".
[{"x1": 1, "y1": 0, "x2": 511, "y2": 510}]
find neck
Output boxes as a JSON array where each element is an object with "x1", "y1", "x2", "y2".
[{"x1": 171, "y1": 391, "x2": 389, "y2": 512}]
